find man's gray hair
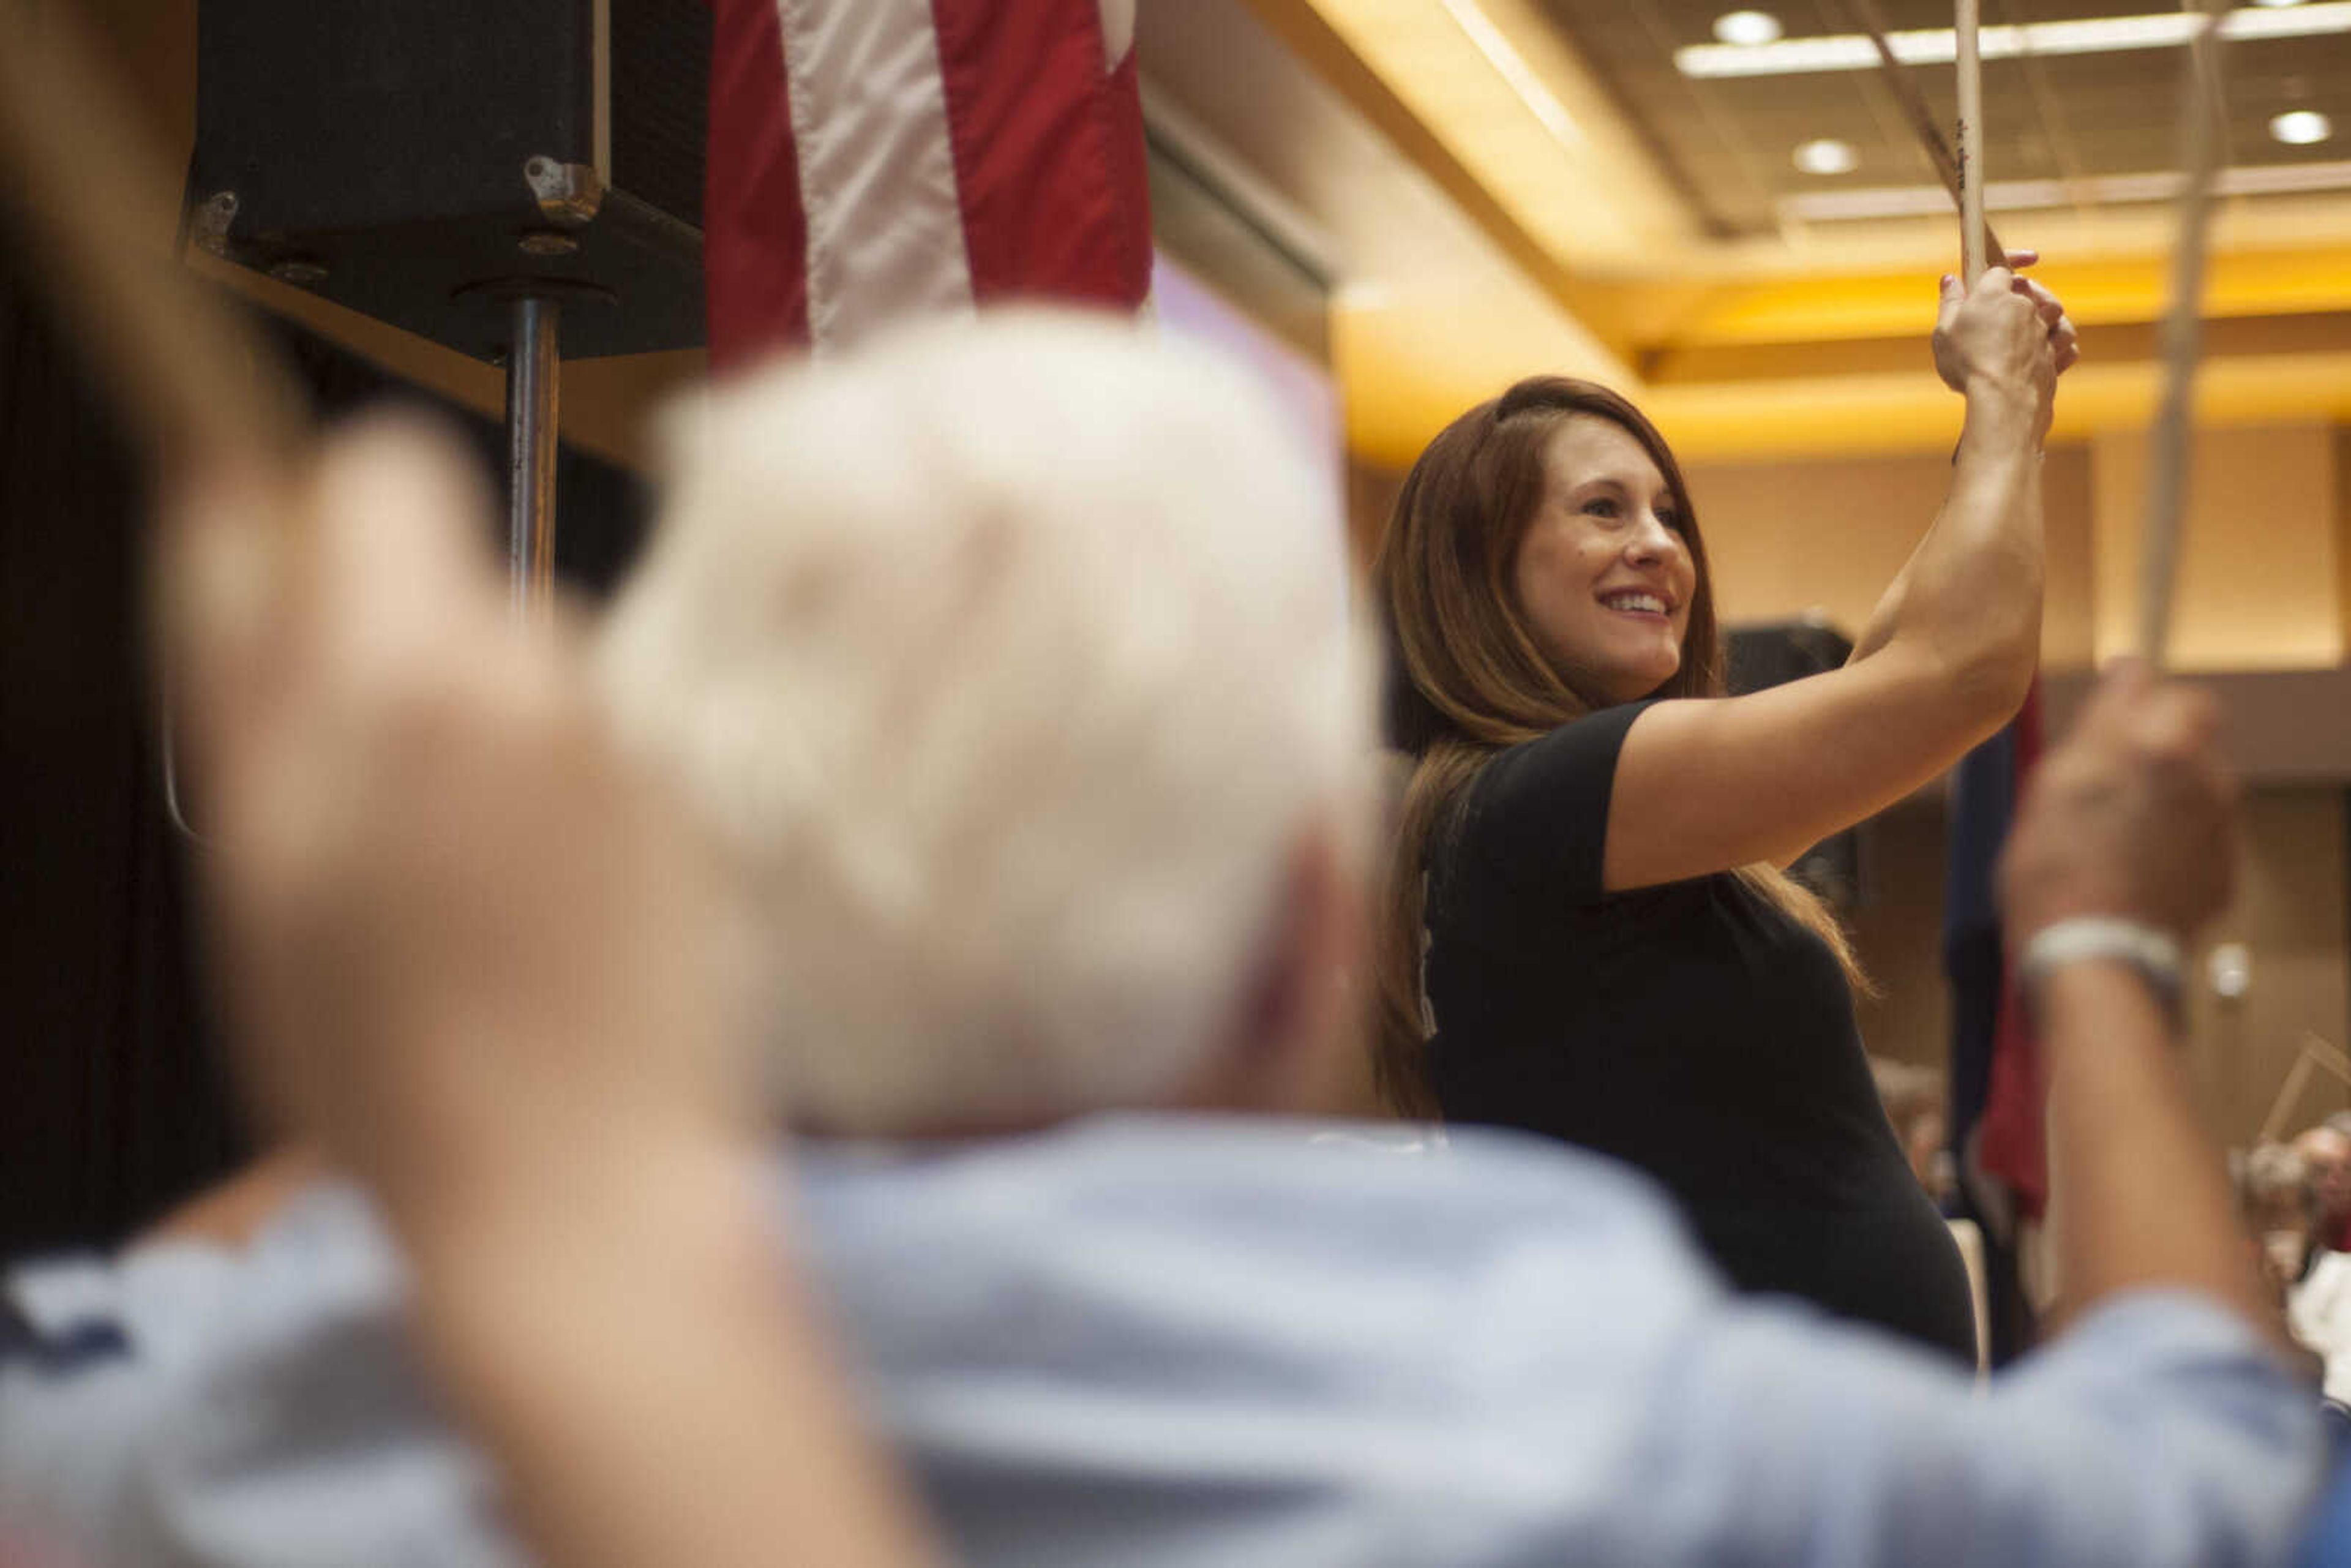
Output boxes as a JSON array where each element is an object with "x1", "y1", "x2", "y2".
[
  {"x1": 596, "y1": 311, "x2": 1370, "y2": 1131},
  {"x1": 2242, "y1": 1142, "x2": 2312, "y2": 1209}
]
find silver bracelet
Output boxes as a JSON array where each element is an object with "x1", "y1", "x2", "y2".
[{"x1": 2016, "y1": 917, "x2": 2185, "y2": 1025}]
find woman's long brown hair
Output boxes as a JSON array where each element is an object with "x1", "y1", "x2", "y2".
[{"x1": 1370, "y1": 376, "x2": 1864, "y2": 1117}]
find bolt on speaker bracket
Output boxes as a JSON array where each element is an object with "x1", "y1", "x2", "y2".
[{"x1": 523, "y1": 157, "x2": 603, "y2": 228}]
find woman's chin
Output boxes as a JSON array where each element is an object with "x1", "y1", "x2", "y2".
[
  {"x1": 1556, "y1": 642, "x2": 1682, "y2": 707},
  {"x1": 1603, "y1": 652, "x2": 1681, "y2": 703}
]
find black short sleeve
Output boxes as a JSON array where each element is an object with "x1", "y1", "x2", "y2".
[{"x1": 1452, "y1": 699, "x2": 1657, "y2": 907}]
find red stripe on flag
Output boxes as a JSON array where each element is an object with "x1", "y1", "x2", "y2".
[
  {"x1": 1101, "y1": 43, "x2": 1150, "y2": 294},
  {"x1": 928, "y1": 0, "x2": 1154, "y2": 310},
  {"x1": 706, "y1": 0, "x2": 811, "y2": 369}
]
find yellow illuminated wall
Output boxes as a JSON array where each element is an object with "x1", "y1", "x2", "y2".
[
  {"x1": 2090, "y1": 425, "x2": 2344, "y2": 670},
  {"x1": 1682, "y1": 447, "x2": 2098, "y2": 671}
]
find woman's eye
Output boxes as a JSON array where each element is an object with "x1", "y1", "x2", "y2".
[
  {"x1": 1658, "y1": 510, "x2": 1684, "y2": 533},
  {"x1": 1580, "y1": 497, "x2": 1619, "y2": 519}
]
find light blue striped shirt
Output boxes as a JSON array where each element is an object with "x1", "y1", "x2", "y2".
[{"x1": 1, "y1": 1117, "x2": 2325, "y2": 1567}]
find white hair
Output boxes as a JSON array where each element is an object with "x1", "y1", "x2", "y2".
[
  {"x1": 594, "y1": 310, "x2": 1371, "y2": 1131},
  {"x1": 2242, "y1": 1142, "x2": 2312, "y2": 1208}
]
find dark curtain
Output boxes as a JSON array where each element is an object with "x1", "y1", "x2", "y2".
[{"x1": 1, "y1": 241, "x2": 651, "y2": 1260}]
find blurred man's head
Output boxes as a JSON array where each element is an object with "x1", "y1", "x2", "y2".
[
  {"x1": 2243, "y1": 1142, "x2": 2312, "y2": 1226},
  {"x1": 596, "y1": 313, "x2": 1372, "y2": 1135},
  {"x1": 2294, "y1": 1125, "x2": 2351, "y2": 1230},
  {"x1": 2242, "y1": 1141, "x2": 2317, "y2": 1286}
]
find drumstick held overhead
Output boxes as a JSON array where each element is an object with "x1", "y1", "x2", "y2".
[
  {"x1": 1954, "y1": 0, "x2": 1989, "y2": 285},
  {"x1": 0, "y1": 0, "x2": 310, "y2": 658},
  {"x1": 1846, "y1": 0, "x2": 2011, "y2": 272},
  {"x1": 2135, "y1": 0, "x2": 2229, "y2": 669},
  {"x1": 0, "y1": 2, "x2": 306, "y2": 465}
]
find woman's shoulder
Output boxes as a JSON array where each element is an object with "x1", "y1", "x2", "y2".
[
  {"x1": 1434, "y1": 700, "x2": 1665, "y2": 909},
  {"x1": 1479, "y1": 700, "x2": 1658, "y2": 804}
]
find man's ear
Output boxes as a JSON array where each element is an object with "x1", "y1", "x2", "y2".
[{"x1": 1199, "y1": 816, "x2": 1376, "y2": 1118}]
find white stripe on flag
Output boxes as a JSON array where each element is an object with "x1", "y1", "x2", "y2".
[
  {"x1": 1100, "y1": 0, "x2": 1136, "y2": 67},
  {"x1": 778, "y1": 0, "x2": 977, "y2": 353}
]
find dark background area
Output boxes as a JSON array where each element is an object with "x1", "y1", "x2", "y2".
[{"x1": 0, "y1": 238, "x2": 653, "y2": 1260}]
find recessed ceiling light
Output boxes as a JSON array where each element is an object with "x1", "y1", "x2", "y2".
[
  {"x1": 1713, "y1": 10, "x2": 1785, "y2": 45},
  {"x1": 1793, "y1": 138, "x2": 1859, "y2": 174},
  {"x1": 2254, "y1": 0, "x2": 2305, "y2": 9},
  {"x1": 1676, "y1": 2, "x2": 2351, "y2": 78},
  {"x1": 2273, "y1": 109, "x2": 2334, "y2": 143}
]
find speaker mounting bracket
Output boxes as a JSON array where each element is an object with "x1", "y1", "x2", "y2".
[{"x1": 523, "y1": 157, "x2": 603, "y2": 228}]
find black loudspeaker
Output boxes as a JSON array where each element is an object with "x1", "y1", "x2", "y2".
[
  {"x1": 1727, "y1": 619, "x2": 1865, "y2": 908},
  {"x1": 193, "y1": 1, "x2": 709, "y2": 361}
]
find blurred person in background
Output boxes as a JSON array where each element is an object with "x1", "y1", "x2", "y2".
[
  {"x1": 2283, "y1": 1127, "x2": 2351, "y2": 1406},
  {"x1": 2297, "y1": 1123, "x2": 2351, "y2": 1254},
  {"x1": 2223, "y1": 1143, "x2": 2336, "y2": 1398},
  {"x1": 0, "y1": 313, "x2": 2323, "y2": 1568},
  {"x1": 2244, "y1": 1142, "x2": 2321, "y2": 1297}
]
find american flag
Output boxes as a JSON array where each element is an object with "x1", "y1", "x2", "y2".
[{"x1": 703, "y1": 0, "x2": 1153, "y2": 371}]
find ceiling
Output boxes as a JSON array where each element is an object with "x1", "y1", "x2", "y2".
[
  {"x1": 1167, "y1": 0, "x2": 2351, "y2": 463},
  {"x1": 1547, "y1": 0, "x2": 2351, "y2": 238}
]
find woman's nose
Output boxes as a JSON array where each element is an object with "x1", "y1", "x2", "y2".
[{"x1": 1624, "y1": 511, "x2": 1677, "y2": 563}]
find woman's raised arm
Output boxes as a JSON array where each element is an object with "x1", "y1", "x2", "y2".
[{"x1": 1601, "y1": 266, "x2": 2063, "y2": 893}]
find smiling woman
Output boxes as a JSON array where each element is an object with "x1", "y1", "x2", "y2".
[{"x1": 1371, "y1": 264, "x2": 2077, "y2": 1360}]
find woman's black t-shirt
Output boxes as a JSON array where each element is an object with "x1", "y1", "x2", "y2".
[{"x1": 1422, "y1": 700, "x2": 1977, "y2": 1362}]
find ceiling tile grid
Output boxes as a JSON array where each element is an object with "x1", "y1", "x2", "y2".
[{"x1": 1540, "y1": 0, "x2": 2350, "y2": 234}]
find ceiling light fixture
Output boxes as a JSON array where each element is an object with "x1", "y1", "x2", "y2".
[
  {"x1": 1436, "y1": 0, "x2": 1587, "y2": 149},
  {"x1": 2272, "y1": 110, "x2": 2334, "y2": 144},
  {"x1": 1713, "y1": 10, "x2": 1786, "y2": 45},
  {"x1": 1793, "y1": 138, "x2": 1859, "y2": 174},
  {"x1": 1676, "y1": 2, "x2": 2350, "y2": 77},
  {"x1": 1775, "y1": 157, "x2": 2351, "y2": 221}
]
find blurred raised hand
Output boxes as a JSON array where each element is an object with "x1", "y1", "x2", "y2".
[
  {"x1": 2000, "y1": 660, "x2": 2237, "y2": 947},
  {"x1": 173, "y1": 417, "x2": 753, "y2": 1226},
  {"x1": 166, "y1": 415, "x2": 933, "y2": 1568}
]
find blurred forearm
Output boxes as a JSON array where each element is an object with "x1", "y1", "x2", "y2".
[
  {"x1": 2042, "y1": 961, "x2": 2283, "y2": 1349},
  {"x1": 400, "y1": 1133, "x2": 939, "y2": 1568}
]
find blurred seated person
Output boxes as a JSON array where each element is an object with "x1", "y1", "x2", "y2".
[
  {"x1": 2297, "y1": 1124, "x2": 2351, "y2": 1255},
  {"x1": 2233, "y1": 1143, "x2": 2333, "y2": 1394},
  {"x1": 2282, "y1": 1130, "x2": 2351, "y2": 1406},
  {"x1": 2244, "y1": 1142, "x2": 2321, "y2": 1302},
  {"x1": 0, "y1": 313, "x2": 2327, "y2": 1568}
]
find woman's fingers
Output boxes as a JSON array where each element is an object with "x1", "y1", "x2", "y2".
[
  {"x1": 2012, "y1": 274, "x2": 2066, "y2": 323},
  {"x1": 2003, "y1": 269, "x2": 2080, "y2": 375}
]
